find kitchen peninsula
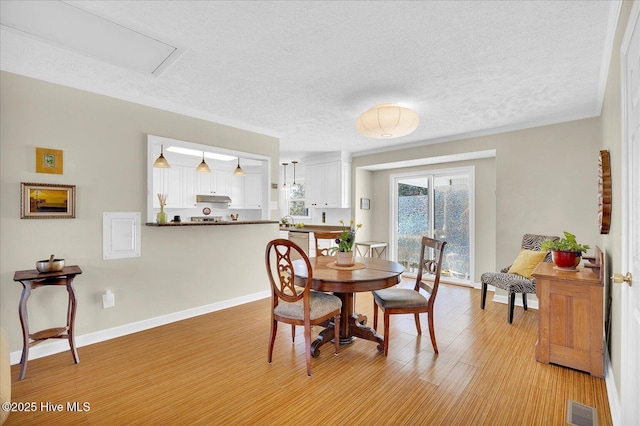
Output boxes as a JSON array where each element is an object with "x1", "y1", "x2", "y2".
[{"x1": 147, "y1": 220, "x2": 277, "y2": 227}]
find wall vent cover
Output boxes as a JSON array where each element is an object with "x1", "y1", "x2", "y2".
[{"x1": 567, "y1": 400, "x2": 598, "y2": 426}]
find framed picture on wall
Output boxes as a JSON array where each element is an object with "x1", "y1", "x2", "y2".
[
  {"x1": 35, "y1": 147, "x2": 63, "y2": 174},
  {"x1": 360, "y1": 198, "x2": 370, "y2": 210},
  {"x1": 20, "y1": 182, "x2": 76, "y2": 219}
]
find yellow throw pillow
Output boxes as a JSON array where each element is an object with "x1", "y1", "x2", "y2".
[{"x1": 507, "y1": 249, "x2": 547, "y2": 279}]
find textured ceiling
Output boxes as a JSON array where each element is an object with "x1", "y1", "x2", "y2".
[{"x1": 0, "y1": 1, "x2": 617, "y2": 162}]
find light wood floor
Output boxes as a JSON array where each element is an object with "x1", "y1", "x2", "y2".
[{"x1": 7, "y1": 281, "x2": 611, "y2": 425}]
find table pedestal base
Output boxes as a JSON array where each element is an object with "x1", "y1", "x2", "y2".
[{"x1": 311, "y1": 293, "x2": 385, "y2": 357}]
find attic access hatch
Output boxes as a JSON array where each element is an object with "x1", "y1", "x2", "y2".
[{"x1": 0, "y1": 1, "x2": 182, "y2": 75}]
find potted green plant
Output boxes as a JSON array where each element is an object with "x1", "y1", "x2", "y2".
[
  {"x1": 540, "y1": 231, "x2": 590, "y2": 269},
  {"x1": 329, "y1": 220, "x2": 362, "y2": 266}
]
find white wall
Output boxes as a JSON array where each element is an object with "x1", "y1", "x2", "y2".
[{"x1": 0, "y1": 72, "x2": 280, "y2": 354}]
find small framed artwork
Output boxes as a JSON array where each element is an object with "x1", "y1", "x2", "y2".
[
  {"x1": 360, "y1": 198, "x2": 370, "y2": 210},
  {"x1": 35, "y1": 147, "x2": 64, "y2": 174},
  {"x1": 21, "y1": 182, "x2": 76, "y2": 219}
]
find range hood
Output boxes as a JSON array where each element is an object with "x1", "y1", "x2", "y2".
[{"x1": 196, "y1": 194, "x2": 232, "y2": 204}]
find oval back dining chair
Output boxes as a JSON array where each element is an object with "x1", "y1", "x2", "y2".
[
  {"x1": 372, "y1": 236, "x2": 446, "y2": 356},
  {"x1": 265, "y1": 239, "x2": 341, "y2": 376},
  {"x1": 313, "y1": 231, "x2": 342, "y2": 256}
]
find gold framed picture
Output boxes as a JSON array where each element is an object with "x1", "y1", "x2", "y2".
[
  {"x1": 35, "y1": 147, "x2": 63, "y2": 174},
  {"x1": 21, "y1": 182, "x2": 76, "y2": 219}
]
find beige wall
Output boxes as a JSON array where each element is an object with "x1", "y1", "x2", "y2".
[
  {"x1": 353, "y1": 117, "x2": 601, "y2": 288},
  {"x1": 0, "y1": 72, "x2": 280, "y2": 353},
  {"x1": 599, "y1": 0, "x2": 635, "y2": 403}
]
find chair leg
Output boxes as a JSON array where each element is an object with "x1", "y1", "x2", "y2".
[
  {"x1": 383, "y1": 312, "x2": 390, "y2": 356},
  {"x1": 427, "y1": 311, "x2": 438, "y2": 354},
  {"x1": 268, "y1": 319, "x2": 278, "y2": 364},
  {"x1": 291, "y1": 324, "x2": 296, "y2": 343},
  {"x1": 414, "y1": 313, "x2": 422, "y2": 335},
  {"x1": 522, "y1": 292, "x2": 528, "y2": 310},
  {"x1": 334, "y1": 314, "x2": 340, "y2": 355},
  {"x1": 508, "y1": 292, "x2": 516, "y2": 324},
  {"x1": 373, "y1": 301, "x2": 379, "y2": 331},
  {"x1": 304, "y1": 323, "x2": 312, "y2": 377},
  {"x1": 481, "y1": 282, "x2": 488, "y2": 309}
]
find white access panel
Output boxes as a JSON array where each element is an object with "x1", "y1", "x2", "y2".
[{"x1": 103, "y1": 212, "x2": 141, "y2": 260}]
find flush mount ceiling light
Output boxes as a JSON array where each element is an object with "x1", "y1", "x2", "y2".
[
  {"x1": 356, "y1": 103, "x2": 419, "y2": 139},
  {"x1": 153, "y1": 145, "x2": 170, "y2": 168},
  {"x1": 196, "y1": 152, "x2": 211, "y2": 173},
  {"x1": 233, "y1": 158, "x2": 245, "y2": 176}
]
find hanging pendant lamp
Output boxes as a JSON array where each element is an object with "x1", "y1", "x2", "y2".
[
  {"x1": 281, "y1": 162, "x2": 288, "y2": 189},
  {"x1": 291, "y1": 161, "x2": 298, "y2": 190},
  {"x1": 196, "y1": 152, "x2": 211, "y2": 173},
  {"x1": 356, "y1": 103, "x2": 419, "y2": 139},
  {"x1": 233, "y1": 157, "x2": 245, "y2": 176},
  {"x1": 153, "y1": 144, "x2": 170, "y2": 168}
]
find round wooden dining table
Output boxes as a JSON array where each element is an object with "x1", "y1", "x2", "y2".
[{"x1": 293, "y1": 255, "x2": 404, "y2": 356}]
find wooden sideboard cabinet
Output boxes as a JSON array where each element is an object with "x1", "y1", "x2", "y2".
[{"x1": 532, "y1": 248, "x2": 604, "y2": 377}]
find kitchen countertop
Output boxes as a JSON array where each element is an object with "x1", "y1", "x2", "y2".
[
  {"x1": 147, "y1": 220, "x2": 278, "y2": 227},
  {"x1": 280, "y1": 225, "x2": 343, "y2": 232}
]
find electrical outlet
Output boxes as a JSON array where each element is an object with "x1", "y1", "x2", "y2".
[{"x1": 102, "y1": 290, "x2": 115, "y2": 309}]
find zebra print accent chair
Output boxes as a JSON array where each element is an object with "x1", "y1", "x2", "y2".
[{"x1": 481, "y1": 233, "x2": 559, "y2": 323}]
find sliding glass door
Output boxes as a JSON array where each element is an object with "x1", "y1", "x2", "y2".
[{"x1": 392, "y1": 167, "x2": 473, "y2": 285}]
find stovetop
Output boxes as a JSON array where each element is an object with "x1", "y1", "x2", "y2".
[{"x1": 191, "y1": 216, "x2": 224, "y2": 223}]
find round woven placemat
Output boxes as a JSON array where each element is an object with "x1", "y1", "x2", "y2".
[{"x1": 326, "y1": 261, "x2": 366, "y2": 271}]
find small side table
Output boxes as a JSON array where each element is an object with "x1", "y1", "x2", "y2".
[
  {"x1": 355, "y1": 241, "x2": 388, "y2": 259},
  {"x1": 13, "y1": 265, "x2": 82, "y2": 380}
]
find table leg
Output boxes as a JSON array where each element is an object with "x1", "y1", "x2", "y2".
[
  {"x1": 18, "y1": 283, "x2": 32, "y2": 380},
  {"x1": 66, "y1": 279, "x2": 79, "y2": 364}
]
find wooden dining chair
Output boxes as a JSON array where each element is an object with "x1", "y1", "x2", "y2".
[
  {"x1": 265, "y1": 239, "x2": 341, "y2": 376},
  {"x1": 372, "y1": 236, "x2": 446, "y2": 356},
  {"x1": 313, "y1": 231, "x2": 342, "y2": 256}
]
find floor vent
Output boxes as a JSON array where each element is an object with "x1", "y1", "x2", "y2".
[{"x1": 567, "y1": 400, "x2": 598, "y2": 426}]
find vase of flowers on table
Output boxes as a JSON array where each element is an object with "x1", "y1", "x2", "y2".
[{"x1": 330, "y1": 220, "x2": 362, "y2": 266}]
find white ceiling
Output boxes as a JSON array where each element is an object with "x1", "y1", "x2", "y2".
[{"x1": 0, "y1": 1, "x2": 618, "y2": 163}]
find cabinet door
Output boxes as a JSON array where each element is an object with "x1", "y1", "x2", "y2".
[
  {"x1": 213, "y1": 170, "x2": 231, "y2": 195},
  {"x1": 230, "y1": 175, "x2": 245, "y2": 208},
  {"x1": 323, "y1": 162, "x2": 341, "y2": 207},
  {"x1": 305, "y1": 163, "x2": 323, "y2": 207},
  {"x1": 195, "y1": 172, "x2": 214, "y2": 195},
  {"x1": 182, "y1": 168, "x2": 197, "y2": 208},
  {"x1": 244, "y1": 173, "x2": 263, "y2": 209},
  {"x1": 163, "y1": 167, "x2": 183, "y2": 208}
]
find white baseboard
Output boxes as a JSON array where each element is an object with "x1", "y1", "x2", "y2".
[
  {"x1": 10, "y1": 290, "x2": 270, "y2": 366},
  {"x1": 604, "y1": 347, "x2": 621, "y2": 425},
  {"x1": 491, "y1": 293, "x2": 539, "y2": 310}
]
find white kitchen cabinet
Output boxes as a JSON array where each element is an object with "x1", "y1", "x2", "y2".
[
  {"x1": 305, "y1": 159, "x2": 350, "y2": 208},
  {"x1": 244, "y1": 173, "x2": 263, "y2": 209},
  {"x1": 153, "y1": 167, "x2": 182, "y2": 208},
  {"x1": 230, "y1": 173, "x2": 262, "y2": 209},
  {"x1": 195, "y1": 169, "x2": 231, "y2": 196},
  {"x1": 230, "y1": 176, "x2": 245, "y2": 208}
]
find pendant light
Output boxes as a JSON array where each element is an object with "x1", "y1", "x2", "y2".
[
  {"x1": 196, "y1": 152, "x2": 211, "y2": 173},
  {"x1": 291, "y1": 161, "x2": 298, "y2": 190},
  {"x1": 233, "y1": 157, "x2": 245, "y2": 176},
  {"x1": 281, "y1": 162, "x2": 288, "y2": 189},
  {"x1": 153, "y1": 144, "x2": 170, "y2": 168}
]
